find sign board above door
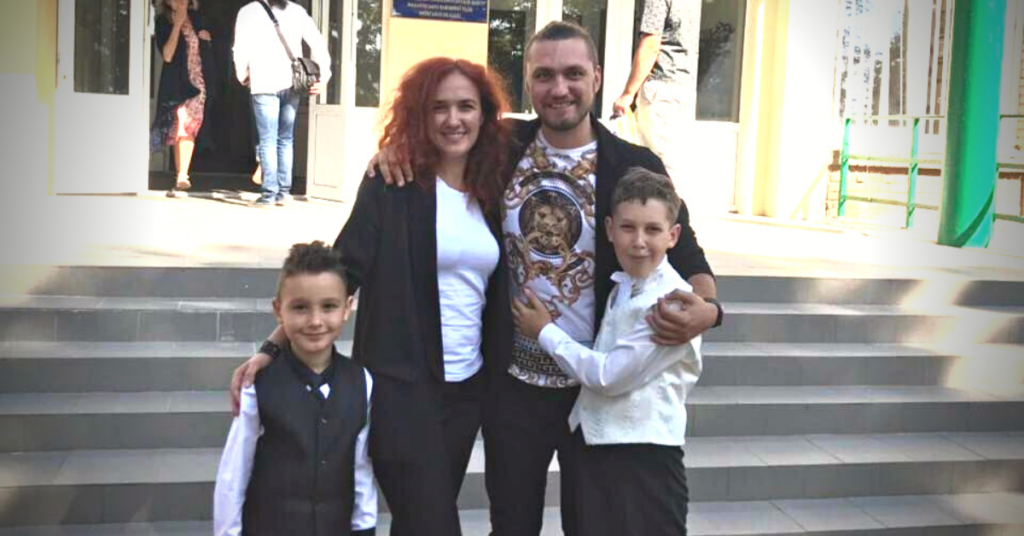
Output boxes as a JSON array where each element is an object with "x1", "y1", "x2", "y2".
[{"x1": 392, "y1": 0, "x2": 487, "y2": 23}]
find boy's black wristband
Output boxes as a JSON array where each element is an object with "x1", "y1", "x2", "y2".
[
  {"x1": 352, "y1": 528, "x2": 375, "y2": 536},
  {"x1": 259, "y1": 340, "x2": 283, "y2": 361},
  {"x1": 704, "y1": 298, "x2": 724, "y2": 328}
]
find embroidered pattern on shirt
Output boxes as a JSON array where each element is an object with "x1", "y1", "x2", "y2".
[{"x1": 503, "y1": 139, "x2": 599, "y2": 388}]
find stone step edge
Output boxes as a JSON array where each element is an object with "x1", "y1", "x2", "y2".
[
  {"x1": 3, "y1": 432, "x2": 1021, "y2": 487},
  {"x1": 0, "y1": 297, "x2": 359, "y2": 314},
  {"x1": 3, "y1": 386, "x2": 1019, "y2": 416},
  {"x1": 8, "y1": 265, "x2": 1024, "y2": 306},
  {"x1": 0, "y1": 493, "x2": 1022, "y2": 535},
  {"x1": 3, "y1": 297, "x2": 1023, "y2": 317},
  {"x1": 3, "y1": 341, "x2": 1022, "y2": 359}
]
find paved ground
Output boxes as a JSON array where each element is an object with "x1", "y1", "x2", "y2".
[{"x1": 3, "y1": 192, "x2": 1023, "y2": 280}]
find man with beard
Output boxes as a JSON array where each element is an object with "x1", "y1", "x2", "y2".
[{"x1": 479, "y1": 22, "x2": 720, "y2": 535}]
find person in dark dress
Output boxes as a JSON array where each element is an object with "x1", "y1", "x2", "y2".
[{"x1": 150, "y1": 0, "x2": 218, "y2": 191}]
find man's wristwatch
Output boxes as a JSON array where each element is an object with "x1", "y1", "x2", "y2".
[
  {"x1": 704, "y1": 298, "x2": 724, "y2": 328},
  {"x1": 259, "y1": 339, "x2": 283, "y2": 360}
]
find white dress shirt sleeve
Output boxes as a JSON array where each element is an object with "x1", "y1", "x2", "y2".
[
  {"x1": 302, "y1": 10, "x2": 332, "y2": 84},
  {"x1": 213, "y1": 385, "x2": 261, "y2": 536},
  {"x1": 351, "y1": 369, "x2": 377, "y2": 531},
  {"x1": 538, "y1": 315, "x2": 698, "y2": 398}
]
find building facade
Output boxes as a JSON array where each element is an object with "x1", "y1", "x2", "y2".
[{"x1": 1, "y1": 0, "x2": 1020, "y2": 224}]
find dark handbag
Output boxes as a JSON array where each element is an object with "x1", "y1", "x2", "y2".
[{"x1": 256, "y1": 0, "x2": 320, "y2": 93}]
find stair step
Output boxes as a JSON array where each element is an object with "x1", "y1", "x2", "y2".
[
  {"x1": 716, "y1": 275, "x2": 1024, "y2": 307},
  {"x1": 1, "y1": 432, "x2": 1021, "y2": 524},
  {"x1": 1, "y1": 493, "x2": 1022, "y2": 534},
  {"x1": 0, "y1": 342, "x2": 1018, "y2": 393},
  {"x1": 4, "y1": 433, "x2": 1021, "y2": 488},
  {"x1": 7, "y1": 265, "x2": 1024, "y2": 307},
  {"x1": 4, "y1": 299, "x2": 1023, "y2": 344},
  {"x1": 4, "y1": 386, "x2": 1022, "y2": 451},
  {"x1": 709, "y1": 303, "x2": 1024, "y2": 344},
  {"x1": 0, "y1": 297, "x2": 343, "y2": 343},
  {"x1": 0, "y1": 341, "x2": 348, "y2": 393},
  {"x1": 702, "y1": 342, "x2": 1024, "y2": 386}
]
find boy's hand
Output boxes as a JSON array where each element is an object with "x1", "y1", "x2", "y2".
[
  {"x1": 511, "y1": 288, "x2": 553, "y2": 341},
  {"x1": 230, "y1": 352, "x2": 273, "y2": 415},
  {"x1": 646, "y1": 289, "x2": 716, "y2": 345},
  {"x1": 365, "y1": 144, "x2": 413, "y2": 186}
]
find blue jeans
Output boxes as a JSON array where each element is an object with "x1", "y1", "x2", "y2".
[{"x1": 252, "y1": 89, "x2": 300, "y2": 201}]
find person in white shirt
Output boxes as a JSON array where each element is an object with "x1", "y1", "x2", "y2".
[
  {"x1": 214, "y1": 241, "x2": 376, "y2": 536},
  {"x1": 512, "y1": 168, "x2": 702, "y2": 536},
  {"x1": 233, "y1": 0, "x2": 331, "y2": 206}
]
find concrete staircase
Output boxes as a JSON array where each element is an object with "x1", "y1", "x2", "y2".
[{"x1": 1, "y1": 268, "x2": 1023, "y2": 535}]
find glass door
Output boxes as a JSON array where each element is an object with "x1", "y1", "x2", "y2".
[
  {"x1": 305, "y1": 0, "x2": 355, "y2": 201},
  {"x1": 626, "y1": 0, "x2": 746, "y2": 210},
  {"x1": 55, "y1": 0, "x2": 148, "y2": 193}
]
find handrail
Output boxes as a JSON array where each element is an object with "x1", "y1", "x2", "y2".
[
  {"x1": 839, "y1": 115, "x2": 934, "y2": 227},
  {"x1": 839, "y1": 114, "x2": 1024, "y2": 226},
  {"x1": 843, "y1": 114, "x2": 946, "y2": 120}
]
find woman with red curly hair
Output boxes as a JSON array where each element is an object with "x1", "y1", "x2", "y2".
[
  {"x1": 333, "y1": 57, "x2": 513, "y2": 534},
  {"x1": 229, "y1": 57, "x2": 511, "y2": 534},
  {"x1": 229, "y1": 56, "x2": 513, "y2": 534}
]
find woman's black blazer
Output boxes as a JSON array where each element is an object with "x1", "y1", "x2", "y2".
[{"x1": 333, "y1": 172, "x2": 510, "y2": 461}]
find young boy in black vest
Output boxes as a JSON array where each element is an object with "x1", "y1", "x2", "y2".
[
  {"x1": 214, "y1": 241, "x2": 376, "y2": 536},
  {"x1": 513, "y1": 169, "x2": 702, "y2": 535}
]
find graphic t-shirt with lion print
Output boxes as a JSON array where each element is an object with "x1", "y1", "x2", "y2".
[{"x1": 503, "y1": 132, "x2": 599, "y2": 388}]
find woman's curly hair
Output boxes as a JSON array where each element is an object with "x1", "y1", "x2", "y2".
[{"x1": 378, "y1": 57, "x2": 512, "y2": 212}]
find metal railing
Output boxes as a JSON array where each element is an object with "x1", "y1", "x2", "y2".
[{"x1": 838, "y1": 114, "x2": 1024, "y2": 227}]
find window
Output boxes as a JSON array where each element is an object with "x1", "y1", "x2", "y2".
[
  {"x1": 563, "y1": 0, "x2": 608, "y2": 116},
  {"x1": 354, "y1": 0, "x2": 383, "y2": 107},
  {"x1": 631, "y1": 0, "x2": 746, "y2": 122},
  {"x1": 834, "y1": 0, "x2": 954, "y2": 135},
  {"x1": 696, "y1": 0, "x2": 745, "y2": 121},
  {"x1": 489, "y1": 0, "x2": 537, "y2": 112},
  {"x1": 75, "y1": 0, "x2": 131, "y2": 95}
]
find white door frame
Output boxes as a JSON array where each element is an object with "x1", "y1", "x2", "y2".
[{"x1": 55, "y1": 0, "x2": 149, "y2": 194}]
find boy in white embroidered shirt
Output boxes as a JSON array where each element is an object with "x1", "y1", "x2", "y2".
[
  {"x1": 513, "y1": 168, "x2": 702, "y2": 536},
  {"x1": 214, "y1": 241, "x2": 376, "y2": 536}
]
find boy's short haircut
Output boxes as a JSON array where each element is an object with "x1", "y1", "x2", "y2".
[
  {"x1": 276, "y1": 241, "x2": 350, "y2": 298},
  {"x1": 526, "y1": 21, "x2": 600, "y2": 67},
  {"x1": 611, "y1": 167, "x2": 682, "y2": 223}
]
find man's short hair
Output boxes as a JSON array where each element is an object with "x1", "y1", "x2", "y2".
[
  {"x1": 526, "y1": 21, "x2": 600, "y2": 67},
  {"x1": 276, "y1": 241, "x2": 350, "y2": 298},
  {"x1": 611, "y1": 167, "x2": 682, "y2": 223}
]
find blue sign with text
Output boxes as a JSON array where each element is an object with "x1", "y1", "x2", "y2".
[{"x1": 393, "y1": 0, "x2": 488, "y2": 23}]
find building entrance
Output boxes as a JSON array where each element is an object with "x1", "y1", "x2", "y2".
[{"x1": 148, "y1": 0, "x2": 314, "y2": 194}]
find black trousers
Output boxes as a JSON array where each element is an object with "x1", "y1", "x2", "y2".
[
  {"x1": 483, "y1": 371, "x2": 580, "y2": 536},
  {"x1": 575, "y1": 432, "x2": 689, "y2": 536},
  {"x1": 374, "y1": 370, "x2": 485, "y2": 536}
]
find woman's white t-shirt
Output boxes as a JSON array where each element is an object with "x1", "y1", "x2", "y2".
[{"x1": 436, "y1": 177, "x2": 500, "y2": 382}]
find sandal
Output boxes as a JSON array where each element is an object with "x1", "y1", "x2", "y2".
[{"x1": 174, "y1": 175, "x2": 192, "y2": 191}]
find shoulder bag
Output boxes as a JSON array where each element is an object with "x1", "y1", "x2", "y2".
[{"x1": 256, "y1": 0, "x2": 320, "y2": 93}]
